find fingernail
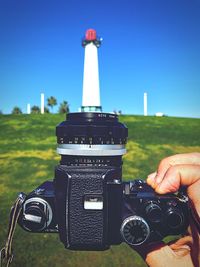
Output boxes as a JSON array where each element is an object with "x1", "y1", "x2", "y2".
[
  {"x1": 172, "y1": 246, "x2": 191, "y2": 256},
  {"x1": 148, "y1": 172, "x2": 157, "y2": 180},
  {"x1": 155, "y1": 176, "x2": 162, "y2": 185},
  {"x1": 147, "y1": 172, "x2": 157, "y2": 185},
  {"x1": 147, "y1": 175, "x2": 156, "y2": 188}
]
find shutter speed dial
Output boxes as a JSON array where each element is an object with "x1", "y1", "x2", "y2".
[{"x1": 121, "y1": 216, "x2": 150, "y2": 246}]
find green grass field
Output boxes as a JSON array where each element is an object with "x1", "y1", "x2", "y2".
[{"x1": 0, "y1": 114, "x2": 200, "y2": 267}]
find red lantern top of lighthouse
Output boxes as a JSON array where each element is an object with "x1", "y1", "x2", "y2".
[
  {"x1": 85, "y1": 29, "x2": 97, "y2": 41},
  {"x1": 82, "y1": 29, "x2": 101, "y2": 48}
]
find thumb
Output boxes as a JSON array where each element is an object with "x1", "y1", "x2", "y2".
[
  {"x1": 145, "y1": 242, "x2": 193, "y2": 267},
  {"x1": 168, "y1": 235, "x2": 192, "y2": 256}
]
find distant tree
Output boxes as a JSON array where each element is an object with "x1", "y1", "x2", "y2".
[
  {"x1": 0, "y1": 110, "x2": 3, "y2": 114},
  {"x1": 31, "y1": 105, "x2": 40, "y2": 114},
  {"x1": 12, "y1": 106, "x2": 22, "y2": 114},
  {"x1": 44, "y1": 106, "x2": 50, "y2": 113},
  {"x1": 47, "y1": 96, "x2": 57, "y2": 112},
  {"x1": 58, "y1": 101, "x2": 70, "y2": 114}
]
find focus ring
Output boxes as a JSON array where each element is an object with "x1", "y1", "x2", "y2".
[{"x1": 56, "y1": 112, "x2": 128, "y2": 145}]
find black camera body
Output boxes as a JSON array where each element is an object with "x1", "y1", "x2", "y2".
[
  {"x1": 122, "y1": 180, "x2": 189, "y2": 246},
  {"x1": 18, "y1": 112, "x2": 189, "y2": 250}
]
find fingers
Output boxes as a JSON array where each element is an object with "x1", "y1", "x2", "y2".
[
  {"x1": 141, "y1": 236, "x2": 194, "y2": 267},
  {"x1": 145, "y1": 243, "x2": 194, "y2": 267},
  {"x1": 147, "y1": 153, "x2": 200, "y2": 216},
  {"x1": 151, "y1": 164, "x2": 200, "y2": 216},
  {"x1": 169, "y1": 236, "x2": 193, "y2": 255},
  {"x1": 144, "y1": 153, "x2": 200, "y2": 266},
  {"x1": 155, "y1": 165, "x2": 200, "y2": 194},
  {"x1": 147, "y1": 153, "x2": 200, "y2": 188}
]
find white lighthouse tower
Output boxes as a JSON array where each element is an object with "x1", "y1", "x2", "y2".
[{"x1": 81, "y1": 29, "x2": 102, "y2": 112}]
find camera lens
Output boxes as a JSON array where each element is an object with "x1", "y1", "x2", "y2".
[
  {"x1": 56, "y1": 112, "x2": 128, "y2": 166},
  {"x1": 121, "y1": 216, "x2": 150, "y2": 246},
  {"x1": 165, "y1": 208, "x2": 183, "y2": 229}
]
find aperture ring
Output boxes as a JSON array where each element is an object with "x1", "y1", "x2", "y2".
[{"x1": 57, "y1": 144, "x2": 126, "y2": 156}]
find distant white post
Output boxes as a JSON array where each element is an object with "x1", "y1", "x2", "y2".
[
  {"x1": 144, "y1": 92, "x2": 148, "y2": 116},
  {"x1": 41, "y1": 93, "x2": 44, "y2": 114},
  {"x1": 27, "y1": 103, "x2": 31, "y2": 114}
]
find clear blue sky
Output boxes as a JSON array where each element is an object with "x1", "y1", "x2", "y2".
[{"x1": 0, "y1": 0, "x2": 200, "y2": 117}]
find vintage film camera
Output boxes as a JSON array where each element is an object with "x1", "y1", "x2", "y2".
[{"x1": 18, "y1": 112, "x2": 189, "y2": 250}]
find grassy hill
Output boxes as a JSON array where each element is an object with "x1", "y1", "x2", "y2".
[{"x1": 0, "y1": 114, "x2": 200, "y2": 267}]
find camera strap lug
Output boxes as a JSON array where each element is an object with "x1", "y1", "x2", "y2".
[{"x1": 0, "y1": 193, "x2": 26, "y2": 267}]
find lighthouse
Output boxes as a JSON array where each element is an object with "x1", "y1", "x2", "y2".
[{"x1": 81, "y1": 29, "x2": 102, "y2": 112}]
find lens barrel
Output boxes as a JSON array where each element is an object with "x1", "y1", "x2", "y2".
[{"x1": 56, "y1": 112, "x2": 128, "y2": 158}]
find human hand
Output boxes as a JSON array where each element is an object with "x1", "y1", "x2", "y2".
[{"x1": 138, "y1": 153, "x2": 200, "y2": 267}]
